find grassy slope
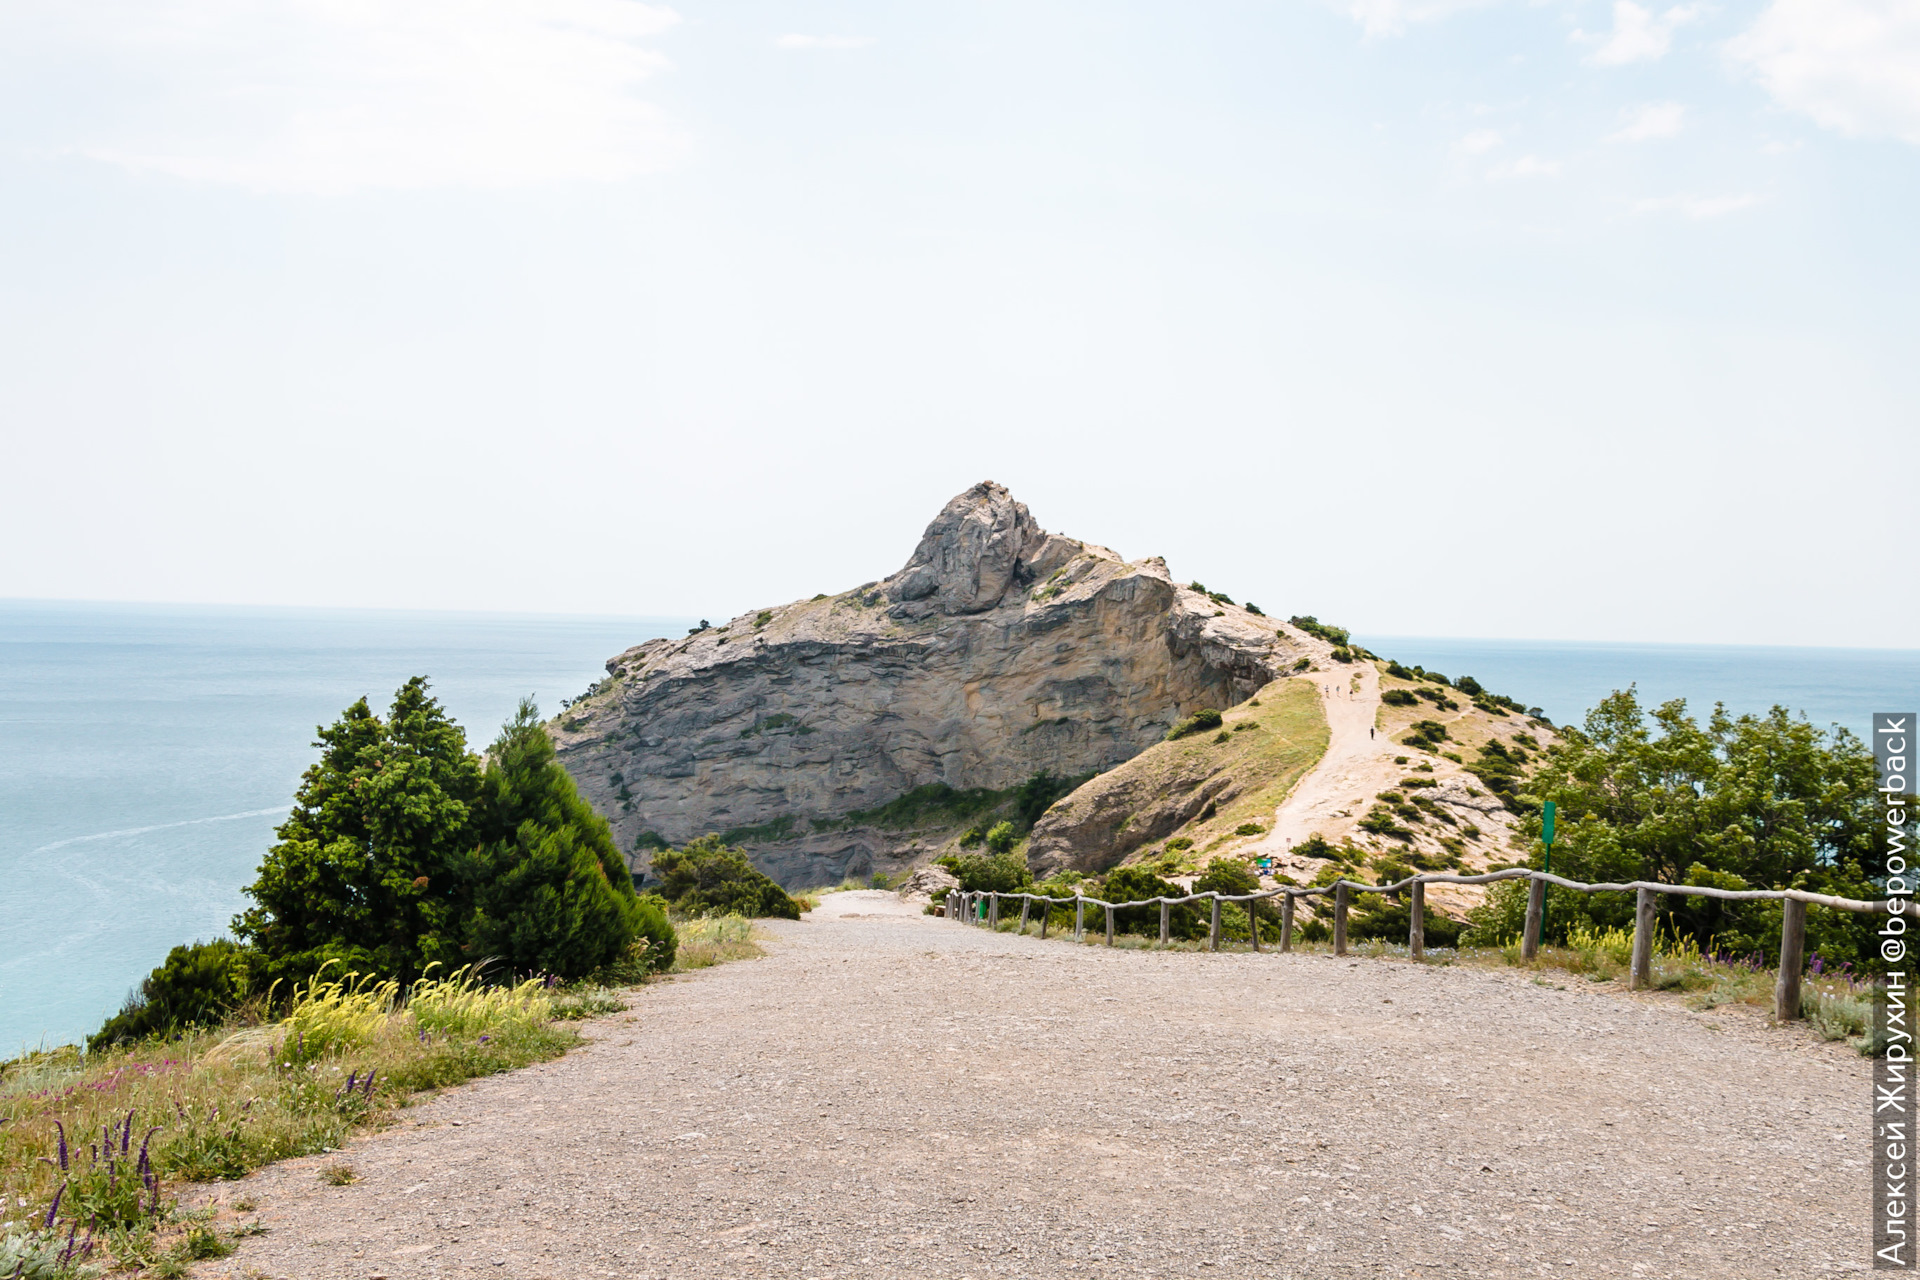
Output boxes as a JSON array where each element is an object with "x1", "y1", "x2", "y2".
[{"x1": 1032, "y1": 677, "x2": 1329, "y2": 871}]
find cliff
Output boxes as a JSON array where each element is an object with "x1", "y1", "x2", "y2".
[{"x1": 553, "y1": 481, "x2": 1316, "y2": 886}]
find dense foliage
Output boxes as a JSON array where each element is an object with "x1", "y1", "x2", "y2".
[
  {"x1": 938, "y1": 850, "x2": 1033, "y2": 893},
  {"x1": 1099, "y1": 866, "x2": 1202, "y2": 940},
  {"x1": 652, "y1": 835, "x2": 802, "y2": 919},
  {"x1": 1464, "y1": 689, "x2": 1899, "y2": 967},
  {"x1": 87, "y1": 940, "x2": 251, "y2": 1053},
  {"x1": 461, "y1": 699, "x2": 667, "y2": 978}
]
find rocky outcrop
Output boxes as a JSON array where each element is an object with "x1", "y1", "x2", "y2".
[{"x1": 554, "y1": 482, "x2": 1313, "y2": 886}]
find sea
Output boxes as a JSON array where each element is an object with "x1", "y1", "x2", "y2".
[
  {"x1": 0, "y1": 600, "x2": 689, "y2": 1057},
  {"x1": 1, "y1": 600, "x2": 1914, "y2": 1054}
]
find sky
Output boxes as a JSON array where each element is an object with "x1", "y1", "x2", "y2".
[{"x1": 0, "y1": 0, "x2": 1915, "y2": 648}]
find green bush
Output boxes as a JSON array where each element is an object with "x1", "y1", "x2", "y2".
[
  {"x1": 652, "y1": 836, "x2": 801, "y2": 919},
  {"x1": 1245, "y1": 603, "x2": 1265, "y2": 616},
  {"x1": 938, "y1": 851, "x2": 1032, "y2": 893},
  {"x1": 1381, "y1": 688, "x2": 1417, "y2": 707},
  {"x1": 1288, "y1": 615, "x2": 1351, "y2": 646},
  {"x1": 1099, "y1": 866, "x2": 1202, "y2": 940},
  {"x1": 985, "y1": 820, "x2": 1019, "y2": 854},
  {"x1": 1402, "y1": 719, "x2": 1449, "y2": 750},
  {"x1": 1234, "y1": 822, "x2": 1264, "y2": 836},
  {"x1": 89, "y1": 939, "x2": 251, "y2": 1052},
  {"x1": 1291, "y1": 657, "x2": 1312, "y2": 672},
  {"x1": 1166, "y1": 709, "x2": 1224, "y2": 741}
]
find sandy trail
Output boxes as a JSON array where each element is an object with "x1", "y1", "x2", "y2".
[
  {"x1": 197, "y1": 892, "x2": 1868, "y2": 1280},
  {"x1": 1253, "y1": 665, "x2": 1403, "y2": 863}
]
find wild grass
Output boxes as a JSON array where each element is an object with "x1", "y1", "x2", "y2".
[
  {"x1": 1, "y1": 964, "x2": 575, "y2": 1272},
  {"x1": 671, "y1": 915, "x2": 765, "y2": 971}
]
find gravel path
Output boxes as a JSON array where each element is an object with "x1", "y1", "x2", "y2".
[{"x1": 195, "y1": 892, "x2": 1871, "y2": 1279}]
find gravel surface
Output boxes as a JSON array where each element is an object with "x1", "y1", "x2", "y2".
[{"x1": 194, "y1": 892, "x2": 1871, "y2": 1279}]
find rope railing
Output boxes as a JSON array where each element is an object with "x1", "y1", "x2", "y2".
[{"x1": 940, "y1": 869, "x2": 1904, "y2": 1024}]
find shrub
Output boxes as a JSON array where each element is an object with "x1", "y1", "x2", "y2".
[
  {"x1": 1166, "y1": 709, "x2": 1224, "y2": 740},
  {"x1": 754, "y1": 611, "x2": 773, "y2": 628},
  {"x1": 1245, "y1": 603, "x2": 1265, "y2": 616},
  {"x1": 1015, "y1": 771, "x2": 1091, "y2": 827},
  {"x1": 1413, "y1": 687, "x2": 1461, "y2": 712},
  {"x1": 1386, "y1": 661, "x2": 1414, "y2": 679},
  {"x1": 1213, "y1": 730, "x2": 1231, "y2": 743},
  {"x1": 1165, "y1": 836, "x2": 1195, "y2": 852},
  {"x1": 1234, "y1": 823, "x2": 1265, "y2": 836},
  {"x1": 939, "y1": 851, "x2": 1032, "y2": 893},
  {"x1": 89, "y1": 939, "x2": 251, "y2": 1052},
  {"x1": 652, "y1": 836, "x2": 801, "y2": 919},
  {"x1": 958, "y1": 826, "x2": 985, "y2": 849},
  {"x1": 984, "y1": 820, "x2": 1019, "y2": 855},
  {"x1": 1288, "y1": 615, "x2": 1347, "y2": 645},
  {"x1": 1291, "y1": 657, "x2": 1312, "y2": 672},
  {"x1": 1330, "y1": 646, "x2": 1353, "y2": 663},
  {"x1": 1099, "y1": 866, "x2": 1202, "y2": 940},
  {"x1": 1402, "y1": 720, "x2": 1449, "y2": 750},
  {"x1": 1381, "y1": 688, "x2": 1418, "y2": 707}
]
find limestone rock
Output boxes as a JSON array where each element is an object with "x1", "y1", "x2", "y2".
[
  {"x1": 896, "y1": 865, "x2": 960, "y2": 903},
  {"x1": 555, "y1": 481, "x2": 1311, "y2": 887}
]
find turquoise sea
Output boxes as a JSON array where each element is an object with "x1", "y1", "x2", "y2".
[
  {"x1": 1, "y1": 601, "x2": 1913, "y2": 1052},
  {"x1": 0, "y1": 601, "x2": 687, "y2": 1056}
]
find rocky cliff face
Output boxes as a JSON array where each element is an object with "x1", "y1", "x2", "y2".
[{"x1": 554, "y1": 482, "x2": 1310, "y2": 886}]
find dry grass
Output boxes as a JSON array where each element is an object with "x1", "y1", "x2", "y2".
[
  {"x1": 1041, "y1": 678, "x2": 1328, "y2": 872},
  {"x1": 671, "y1": 916, "x2": 767, "y2": 971},
  {"x1": 0, "y1": 965, "x2": 576, "y2": 1272}
]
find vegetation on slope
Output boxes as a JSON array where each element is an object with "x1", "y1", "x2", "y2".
[
  {"x1": 1028, "y1": 678, "x2": 1329, "y2": 873},
  {"x1": 93, "y1": 682, "x2": 674, "y2": 1056}
]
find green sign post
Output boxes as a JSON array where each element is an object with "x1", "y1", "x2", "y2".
[{"x1": 1538, "y1": 800, "x2": 1556, "y2": 951}]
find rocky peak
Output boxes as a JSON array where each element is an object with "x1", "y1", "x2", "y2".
[
  {"x1": 883, "y1": 480, "x2": 1081, "y2": 618},
  {"x1": 556, "y1": 482, "x2": 1321, "y2": 888}
]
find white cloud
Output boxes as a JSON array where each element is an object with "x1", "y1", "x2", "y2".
[
  {"x1": 4, "y1": 0, "x2": 683, "y2": 194},
  {"x1": 1633, "y1": 192, "x2": 1766, "y2": 217},
  {"x1": 1581, "y1": 1, "x2": 1701, "y2": 66},
  {"x1": 775, "y1": 34, "x2": 876, "y2": 50},
  {"x1": 1457, "y1": 128, "x2": 1504, "y2": 154},
  {"x1": 1489, "y1": 154, "x2": 1561, "y2": 177},
  {"x1": 1608, "y1": 101, "x2": 1689, "y2": 142},
  {"x1": 1726, "y1": 0, "x2": 1920, "y2": 145},
  {"x1": 1333, "y1": 0, "x2": 1498, "y2": 38}
]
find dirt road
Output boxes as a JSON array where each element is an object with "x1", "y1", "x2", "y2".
[{"x1": 198, "y1": 892, "x2": 1871, "y2": 1280}]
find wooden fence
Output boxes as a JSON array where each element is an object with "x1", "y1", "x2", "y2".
[{"x1": 941, "y1": 869, "x2": 1901, "y2": 1024}]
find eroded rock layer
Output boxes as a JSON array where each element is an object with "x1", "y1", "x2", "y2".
[{"x1": 554, "y1": 482, "x2": 1307, "y2": 886}]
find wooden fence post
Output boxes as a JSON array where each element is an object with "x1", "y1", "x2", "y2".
[
  {"x1": 1105, "y1": 904, "x2": 1115, "y2": 946},
  {"x1": 1522, "y1": 875, "x2": 1545, "y2": 962},
  {"x1": 1776, "y1": 897, "x2": 1808, "y2": 1022},
  {"x1": 1159, "y1": 900, "x2": 1171, "y2": 946},
  {"x1": 1020, "y1": 896, "x2": 1030, "y2": 932},
  {"x1": 989, "y1": 893, "x2": 1000, "y2": 930},
  {"x1": 1076, "y1": 897, "x2": 1085, "y2": 942},
  {"x1": 1209, "y1": 895, "x2": 1222, "y2": 951},
  {"x1": 1630, "y1": 886, "x2": 1655, "y2": 990},
  {"x1": 1409, "y1": 880, "x2": 1425, "y2": 962},
  {"x1": 1249, "y1": 898, "x2": 1262, "y2": 953},
  {"x1": 1334, "y1": 884, "x2": 1349, "y2": 956},
  {"x1": 1280, "y1": 894, "x2": 1295, "y2": 953},
  {"x1": 1039, "y1": 900, "x2": 1049, "y2": 939}
]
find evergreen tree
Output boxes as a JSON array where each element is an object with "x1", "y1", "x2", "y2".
[
  {"x1": 460, "y1": 698, "x2": 652, "y2": 978},
  {"x1": 233, "y1": 677, "x2": 483, "y2": 985},
  {"x1": 653, "y1": 835, "x2": 802, "y2": 919}
]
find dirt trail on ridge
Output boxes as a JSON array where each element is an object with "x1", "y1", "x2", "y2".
[{"x1": 194, "y1": 891, "x2": 1869, "y2": 1280}]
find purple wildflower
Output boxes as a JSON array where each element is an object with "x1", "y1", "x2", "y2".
[
  {"x1": 53, "y1": 1119, "x2": 69, "y2": 1171},
  {"x1": 43, "y1": 1182, "x2": 64, "y2": 1230},
  {"x1": 58, "y1": 1223, "x2": 77, "y2": 1265}
]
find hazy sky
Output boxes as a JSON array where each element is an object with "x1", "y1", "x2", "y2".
[{"x1": 2, "y1": 0, "x2": 1915, "y2": 647}]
